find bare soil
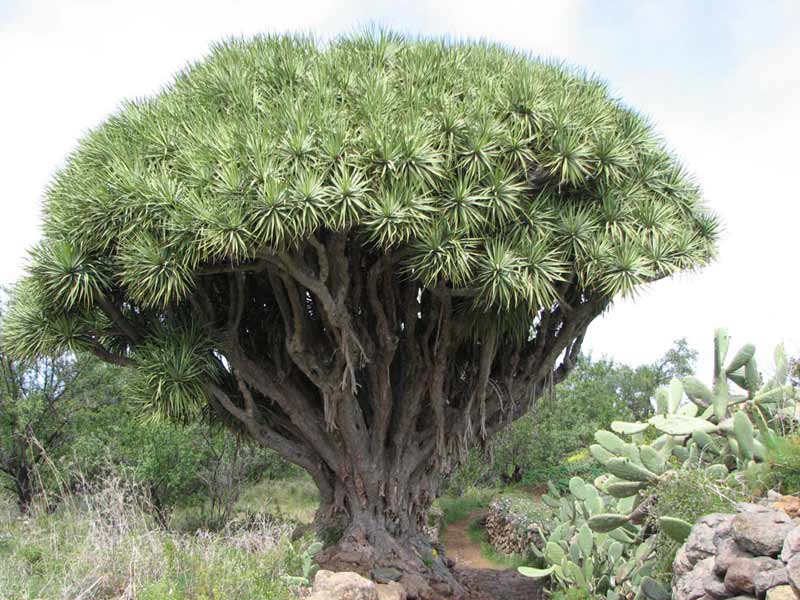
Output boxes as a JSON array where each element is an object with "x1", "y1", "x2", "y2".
[{"x1": 442, "y1": 510, "x2": 499, "y2": 571}]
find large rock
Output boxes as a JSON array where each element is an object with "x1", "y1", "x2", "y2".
[
  {"x1": 724, "y1": 557, "x2": 783, "y2": 595},
  {"x1": 715, "y1": 537, "x2": 755, "y2": 576},
  {"x1": 787, "y1": 555, "x2": 800, "y2": 593},
  {"x1": 704, "y1": 573, "x2": 729, "y2": 599},
  {"x1": 736, "y1": 502, "x2": 773, "y2": 514},
  {"x1": 766, "y1": 585, "x2": 800, "y2": 600},
  {"x1": 377, "y1": 582, "x2": 407, "y2": 600},
  {"x1": 783, "y1": 527, "x2": 800, "y2": 563},
  {"x1": 732, "y1": 511, "x2": 794, "y2": 557},
  {"x1": 685, "y1": 514, "x2": 734, "y2": 564},
  {"x1": 312, "y1": 570, "x2": 379, "y2": 600},
  {"x1": 674, "y1": 545, "x2": 695, "y2": 578},
  {"x1": 756, "y1": 568, "x2": 790, "y2": 596},
  {"x1": 674, "y1": 557, "x2": 717, "y2": 600}
]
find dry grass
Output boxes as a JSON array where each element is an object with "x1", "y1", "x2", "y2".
[
  {"x1": 0, "y1": 472, "x2": 309, "y2": 600},
  {"x1": 235, "y1": 472, "x2": 320, "y2": 524}
]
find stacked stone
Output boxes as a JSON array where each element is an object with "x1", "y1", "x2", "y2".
[
  {"x1": 484, "y1": 497, "x2": 546, "y2": 556},
  {"x1": 673, "y1": 497, "x2": 800, "y2": 600}
]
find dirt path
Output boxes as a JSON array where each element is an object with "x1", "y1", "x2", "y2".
[
  {"x1": 442, "y1": 510, "x2": 544, "y2": 600},
  {"x1": 441, "y1": 510, "x2": 498, "y2": 570}
]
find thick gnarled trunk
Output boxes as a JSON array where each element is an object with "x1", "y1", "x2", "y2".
[
  {"x1": 312, "y1": 455, "x2": 457, "y2": 598},
  {"x1": 174, "y1": 232, "x2": 605, "y2": 594}
]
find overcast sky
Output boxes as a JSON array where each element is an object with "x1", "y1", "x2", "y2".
[{"x1": 1, "y1": 0, "x2": 798, "y2": 377}]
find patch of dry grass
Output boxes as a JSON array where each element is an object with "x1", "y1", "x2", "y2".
[
  {"x1": 236, "y1": 472, "x2": 320, "y2": 524},
  {"x1": 0, "y1": 473, "x2": 309, "y2": 599}
]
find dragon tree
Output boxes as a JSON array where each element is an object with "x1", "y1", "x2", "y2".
[{"x1": 2, "y1": 32, "x2": 718, "y2": 595}]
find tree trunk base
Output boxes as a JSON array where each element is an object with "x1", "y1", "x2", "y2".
[{"x1": 315, "y1": 524, "x2": 465, "y2": 599}]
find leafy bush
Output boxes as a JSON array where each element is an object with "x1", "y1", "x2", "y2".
[
  {"x1": 449, "y1": 341, "x2": 696, "y2": 490},
  {"x1": 522, "y1": 451, "x2": 605, "y2": 490},
  {"x1": 551, "y1": 589, "x2": 596, "y2": 600},
  {"x1": 647, "y1": 468, "x2": 746, "y2": 582},
  {"x1": 63, "y1": 400, "x2": 299, "y2": 528},
  {"x1": 435, "y1": 486, "x2": 497, "y2": 526},
  {"x1": 768, "y1": 435, "x2": 800, "y2": 493}
]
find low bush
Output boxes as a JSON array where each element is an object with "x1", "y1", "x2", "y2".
[
  {"x1": 648, "y1": 467, "x2": 748, "y2": 583},
  {"x1": 521, "y1": 450, "x2": 605, "y2": 490},
  {"x1": 768, "y1": 434, "x2": 800, "y2": 493},
  {"x1": 435, "y1": 486, "x2": 497, "y2": 526}
]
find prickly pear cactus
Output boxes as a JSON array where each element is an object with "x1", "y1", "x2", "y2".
[
  {"x1": 591, "y1": 331, "x2": 798, "y2": 506},
  {"x1": 520, "y1": 332, "x2": 798, "y2": 600},
  {"x1": 521, "y1": 476, "x2": 653, "y2": 599}
]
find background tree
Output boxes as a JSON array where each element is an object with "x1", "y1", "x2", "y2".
[
  {"x1": 488, "y1": 339, "x2": 698, "y2": 485},
  {"x1": 0, "y1": 297, "x2": 116, "y2": 511},
  {"x1": 2, "y1": 32, "x2": 718, "y2": 591}
]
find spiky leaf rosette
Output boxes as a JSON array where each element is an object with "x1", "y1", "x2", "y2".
[{"x1": 3, "y1": 31, "x2": 717, "y2": 424}]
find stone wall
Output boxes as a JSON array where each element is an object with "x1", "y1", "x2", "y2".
[
  {"x1": 673, "y1": 495, "x2": 800, "y2": 600},
  {"x1": 484, "y1": 496, "x2": 547, "y2": 556}
]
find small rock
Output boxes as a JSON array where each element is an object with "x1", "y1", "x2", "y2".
[
  {"x1": 733, "y1": 510, "x2": 794, "y2": 556},
  {"x1": 377, "y1": 582, "x2": 407, "y2": 600},
  {"x1": 715, "y1": 537, "x2": 755, "y2": 576},
  {"x1": 756, "y1": 568, "x2": 790, "y2": 596},
  {"x1": 766, "y1": 585, "x2": 800, "y2": 600},
  {"x1": 772, "y1": 496, "x2": 800, "y2": 519},
  {"x1": 725, "y1": 557, "x2": 783, "y2": 595},
  {"x1": 698, "y1": 513, "x2": 735, "y2": 545},
  {"x1": 373, "y1": 567, "x2": 403, "y2": 583},
  {"x1": 686, "y1": 520, "x2": 724, "y2": 564},
  {"x1": 783, "y1": 528, "x2": 800, "y2": 563},
  {"x1": 313, "y1": 570, "x2": 379, "y2": 600},
  {"x1": 737, "y1": 502, "x2": 773, "y2": 514}
]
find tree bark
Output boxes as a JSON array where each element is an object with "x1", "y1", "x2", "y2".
[
  {"x1": 312, "y1": 459, "x2": 456, "y2": 597},
  {"x1": 83, "y1": 231, "x2": 609, "y2": 596},
  {"x1": 15, "y1": 464, "x2": 33, "y2": 513}
]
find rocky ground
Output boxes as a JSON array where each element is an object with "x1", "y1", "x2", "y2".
[
  {"x1": 673, "y1": 495, "x2": 800, "y2": 600},
  {"x1": 455, "y1": 567, "x2": 544, "y2": 600},
  {"x1": 304, "y1": 508, "x2": 545, "y2": 600}
]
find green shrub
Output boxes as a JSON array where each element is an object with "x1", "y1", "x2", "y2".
[
  {"x1": 435, "y1": 486, "x2": 497, "y2": 526},
  {"x1": 648, "y1": 468, "x2": 746, "y2": 582},
  {"x1": 768, "y1": 435, "x2": 800, "y2": 493},
  {"x1": 522, "y1": 452, "x2": 604, "y2": 490}
]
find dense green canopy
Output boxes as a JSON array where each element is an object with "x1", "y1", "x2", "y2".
[{"x1": 4, "y1": 32, "x2": 718, "y2": 420}]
